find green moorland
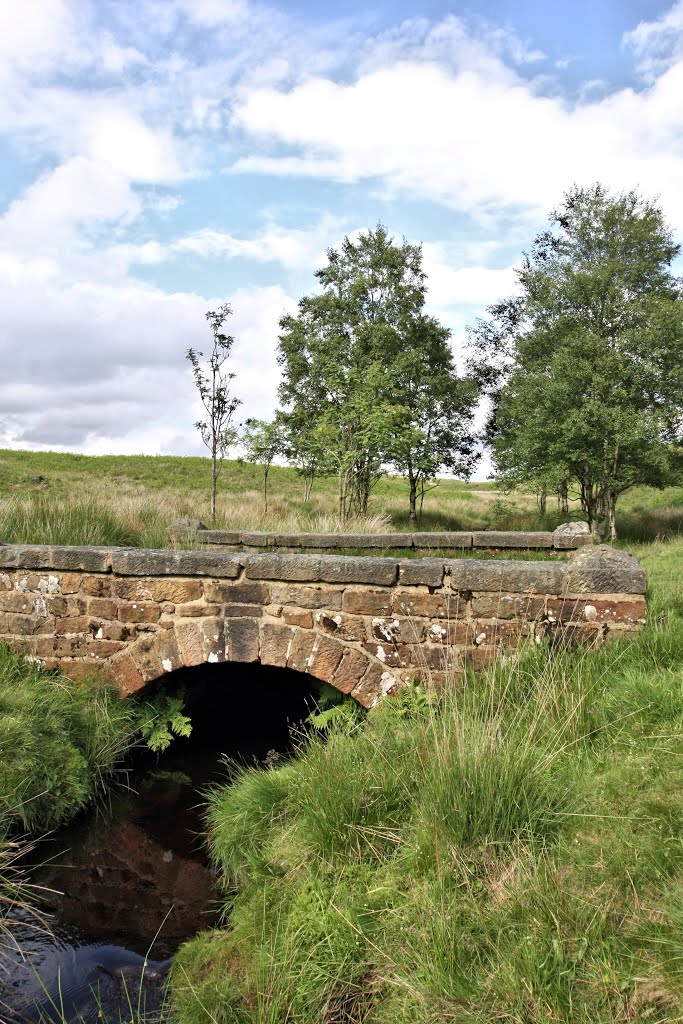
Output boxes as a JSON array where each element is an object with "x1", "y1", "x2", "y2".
[
  {"x1": 1, "y1": 450, "x2": 683, "y2": 1021},
  {"x1": 1, "y1": 448, "x2": 683, "y2": 545}
]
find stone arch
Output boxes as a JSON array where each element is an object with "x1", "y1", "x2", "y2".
[{"x1": 108, "y1": 619, "x2": 399, "y2": 709}]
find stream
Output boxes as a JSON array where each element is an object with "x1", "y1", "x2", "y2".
[{"x1": 0, "y1": 664, "x2": 319, "y2": 1023}]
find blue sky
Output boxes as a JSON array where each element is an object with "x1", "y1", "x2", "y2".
[{"x1": 1, "y1": 0, "x2": 682, "y2": 471}]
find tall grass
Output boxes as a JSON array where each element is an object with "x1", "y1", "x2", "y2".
[{"x1": 0, "y1": 645, "x2": 135, "y2": 832}]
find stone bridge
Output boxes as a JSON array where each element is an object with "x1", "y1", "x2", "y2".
[{"x1": 0, "y1": 543, "x2": 647, "y2": 707}]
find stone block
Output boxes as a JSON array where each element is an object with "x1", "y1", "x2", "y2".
[
  {"x1": 362, "y1": 641, "x2": 411, "y2": 669},
  {"x1": 204, "y1": 581, "x2": 270, "y2": 604},
  {"x1": 342, "y1": 589, "x2": 393, "y2": 615},
  {"x1": 392, "y1": 591, "x2": 467, "y2": 619},
  {"x1": 410, "y1": 532, "x2": 473, "y2": 549},
  {"x1": 546, "y1": 597, "x2": 646, "y2": 624},
  {"x1": 0, "y1": 591, "x2": 34, "y2": 613},
  {"x1": 426, "y1": 620, "x2": 474, "y2": 646},
  {"x1": 408, "y1": 643, "x2": 460, "y2": 670},
  {"x1": 245, "y1": 553, "x2": 397, "y2": 585},
  {"x1": 272, "y1": 584, "x2": 343, "y2": 609},
  {"x1": 282, "y1": 609, "x2": 313, "y2": 628},
  {"x1": 315, "y1": 611, "x2": 367, "y2": 642},
  {"x1": 174, "y1": 621, "x2": 208, "y2": 667},
  {"x1": 465, "y1": 647, "x2": 500, "y2": 671},
  {"x1": 0, "y1": 545, "x2": 115, "y2": 572},
  {"x1": 118, "y1": 602, "x2": 161, "y2": 624},
  {"x1": 7, "y1": 612, "x2": 46, "y2": 635},
  {"x1": 286, "y1": 630, "x2": 317, "y2": 674},
  {"x1": 288, "y1": 533, "x2": 343, "y2": 549},
  {"x1": 97, "y1": 622, "x2": 135, "y2": 642},
  {"x1": 197, "y1": 530, "x2": 241, "y2": 546},
  {"x1": 65, "y1": 596, "x2": 87, "y2": 615},
  {"x1": 351, "y1": 662, "x2": 398, "y2": 708},
  {"x1": 146, "y1": 579, "x2": 205, "y2": 603},
  {"x1": 58, "y1": 574, "x2": 82, "y2": 594},
  {"x1": 223, "y1": 603, "x2": 263, "y2": 618},
  {"x1": 371, "y1": 617, "x2": 426, "y2": 644},
  {"x1": 88, "y1": 597, "x2": 119, "y2": 620},
  {"x1": 260, "y1": 623, "x2": 293, "y2": 667},
  {"x1": 471, "y1": 594, "x2": 545, "y2": 620},
  {"x1": 109, "y1": 653, "x2": 145, "y2": 695},
  {"x1": 224, "y1": 618, "x2": 260, "y2": 663},
  {"x1": 111, "y1": 549, "x2": 242, "y2": 578},
  {"x1": 55, "y1": 615, "x2": 90, "y2": 634},
  {"x1": 309, "y1": 635, "x2": 345, "y2": 682},
  {"x1": 337, "y1": 533, "x2": 408, "y2": 549},
  {"x1": 175, "y1": 602, "x2": 221, "y2": 617},
  {"x1": 472, "y1": 531, "x2": 554, "y2": 549},
  {"x1": 47, "y1": 596, "x2": 68, "y2": 616},
  {"x1": 155, "y1": 631, "x2": 183, "y2": 674},
  {"x1": 331, "y1": 648, "x2": 369, "y2": 693},
  {"x1": 563, "y1": 546, "x2": 647, "y2": 595},
  {"x1": 446, "y1": 559, "x2": 566, "y2": 595},
  {"x1": 130, "y1": 634, "x2": 164, "y2": 682},
  {"x1": 80, "y1": 576, "x2": 113, "y2": 598},
  {"x1": 397, "y1": 559, "x2": 445, "y2": 587},
  {"x1": 473, "y1": 621, "x2": 528, "y2": 647}
]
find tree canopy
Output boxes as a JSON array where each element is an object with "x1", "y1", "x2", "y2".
[
  {"x1": 278, "y1": 224, "x2": 477, "y2": 521},
  {"x1": 470, "y1": 184, "x2": 683, "y2": 538}
]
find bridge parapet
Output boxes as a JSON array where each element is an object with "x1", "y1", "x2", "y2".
[{"x1": 0, "y1": 544, "x2": 647, "y2": 707}]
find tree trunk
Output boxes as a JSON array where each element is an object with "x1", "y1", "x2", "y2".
[
  {"x1": 537, "y1": 486, "x2": 547, "y2": 517},
  {"x1": 211, "y1": 451, "x2": 218, "y2": 526},
  {"x1": 608, "y1": 491, "x2": 618, "y2": 542},
  {"x1": 339, "y1": 471, "x2": 348, "y2": 526},
  {"x1": 303, "y1": 472, "x2": 314, "y2": 502},
  {"x1": 263, "y1": 464, "x2": 269, "y2": 513},
  {"x1": 408, "y1": 467, "x2": 417, "y2": 522},
  {"x1": 558, "y1": 483, "x2": 569, "y2": 515}
]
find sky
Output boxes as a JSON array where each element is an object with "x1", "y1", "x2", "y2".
[{"x1": 1, "y1": 0, "x2": 683, "y2": 475}]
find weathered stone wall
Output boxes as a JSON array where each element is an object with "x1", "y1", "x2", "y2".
[{"x1": 0, "y1": 544, "x2": 647, "y2": 708}]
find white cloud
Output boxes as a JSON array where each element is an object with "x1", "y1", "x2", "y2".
[
  {"x1": 231, "y1": 22, "x2": 683, "y2": 230},
  {"x1": 111, "y1": 214, "x2": 346, "y2": 272},
  {"x1": 624, "y1": 0, "x2": 683, "y2": 79},
  {"x1": 0, "y1": 158, "x2": 140, "y2": 257},
  {"x1": 422, "y1": 244, "x2": 518, "y2": 308}
]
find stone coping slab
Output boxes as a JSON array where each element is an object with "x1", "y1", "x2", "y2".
[
  {"x1": 175, "y1": 525, "x2": 594, "y2": 551},
  {"x1": 0, "y1": 543, "x2": 646, "y2": 594}
]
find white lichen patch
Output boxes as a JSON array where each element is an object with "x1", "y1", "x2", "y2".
[
  {"x1": 162, "y1": 658, "x2": 173, "y2": 672},
  {"x1": 376, "y1": 644, "x2": 387, "y2": 663},
  {"x1": 33, "y1": 596, "x2": 47, "y2": 618},
  {"x1": 208, "y1": 652, "x2": 219, "y2": 663},
  {"x1": 373, "y1": 617, "x2": 400, "y2": 641},
  {"x1": 475, "y1": 632, "x2": 487, "y2": 646},
  {"x1": 16, "y1": 577, "x2": 29, "y2": 592},
  {"x1": 0, "y1": 573, "x2": 12, "y2": 591},
  {"x1": 430, "y1": 623, "x2": 446, "y2": 637},
  {"x1": 380, "y1": 672, "x2": 397, "y2": 696},
  {"x1": 38, "y1": 575, "x2": 60, "y2": 594},
  {"x1": 95, "y1": 627, "x2": 104, "y2": 640},
  {"x1": 583, "y1": 604, "x2": 598, "y2": 621}
]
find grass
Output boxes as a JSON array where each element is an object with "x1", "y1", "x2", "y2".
[
  {"x1": 0, "y1": 645, "x2": 136, "y2": 833},
  {"x1": 2, "y1": 448, "x2": 683, "y2": 545},
  {"x1": 168, "y1": 535, "x2": 683, "y2": 1023}
]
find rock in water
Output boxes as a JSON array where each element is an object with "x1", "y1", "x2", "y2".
[{"x1": 3, "y1": 944, "x2": 172, "y2": 1024}]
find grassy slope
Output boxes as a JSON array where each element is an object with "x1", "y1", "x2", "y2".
[
  {"x1": 1, "y1": 449, "x2": 682, "y2": 543},
  {"x1": 171, "y1": 538, "x2": 683, "y2": 1024}
]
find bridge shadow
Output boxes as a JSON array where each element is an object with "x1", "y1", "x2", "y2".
[{"x1": 130, "y1": 661, "x2": 325, "y2": 773}]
